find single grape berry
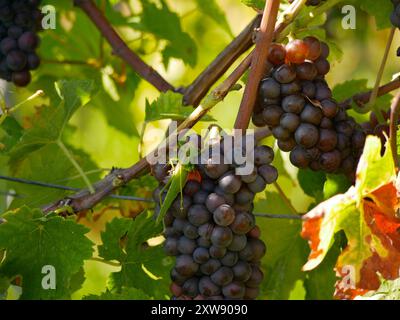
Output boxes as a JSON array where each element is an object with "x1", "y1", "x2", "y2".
[
  {"x1": 317, "y1": 129, "x2": 338, "y2": 152},
  {"x1": 258, "y1": 165, "x2": 278, "y2": 184},
  {"x1": 177, "y1": 236, "x2": 197, "y2": 255},
  {"x1": 211, "y1": 267, "x2": 234, "y2": 286},
  {"x1": 303, "y1": 36, "x2": 321, "y2": 60},
  {"x1": 200, "y1": 259, "x2": 221, "y2": 275},
  {"x1": 27, "y1": 53, "x2": 40, "y2": 70},
  {"x1": 182, "y1": 278, "x2": 199, "y2": 298},
  {"x1": 11, "y1": 70, "x2": 31, "y2": 87},
  {"x1": 294, "y1": 123, "x2": 319, "y2": 148},
  {"x1": 259, "y1": 77, "x2": 281, "y2": 99},
  {"x1": 230, "y1": 212, "x2": 255, "y2": 235},
  {"x1": 290, "y1": 146, "x2": 310, "y2": 168},
  {"x1": 262, "y1": 105, "x2": 283, "y2": 126},
  {"x1": 221, "y1": 251, "x2": 239, "y2": 267},
  {"x1": 175, "y1": 255, "x2": 199, "y2": 277},
  {"x1": 286, "y1": 39, "x2": 309, "y2": 64},
  {"x1": 188, "y1": 204, "x2": 211, "y2": 226},
  {"x1": 206, "y1": 193, "x2": 226, "y2": 212},
  {"x1": 210, "y1": 226, "x2": 233, "y2": 248},
  {"x1": 280, "y1": 80, "x2": 301, "y2": 96},
  {"x1": 273, "y1": 64, "x2": 297, "y2": 84},
  {"x1": 280, "y1": 113, "x2": 300, "y2": 132},
  {"x1": 193, "y1": 247, "x2": 210, "y2": 264},
  {"x1": 218, "y1": 173, "x2": 242, "y2": 194},
  {"x1": 213, "y1": 204, "x2": 235, "y2": 227},
  {"x1": 268, "y1": 43, "x2": 286, "y2": 65},
  {"x1": 199, "y1": 276, "x2": 221, "y2": 297},
  {"x1": 222, "y1": 282, "x2": 245, "y2": 299},
  {"x1": 282, "y1": 95, "x2": 306, "y2": 114},
  {"x1": 300, "y1": 104, "x2": 323, "y2": 125},
  {"x1": 296, "y1": 62, "x2": 318, "y2": 81}
]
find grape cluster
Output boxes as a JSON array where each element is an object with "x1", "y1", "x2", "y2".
[
  {"x1": 252, "y1": 37, "x2": 366, "y2": 177},
  {"x1": 390, "y1": 0, "x2": 400, "y2": 56},
  {"x1": 0, "y1": 0, "x2": 42, "y2": 87},
  {"x1": 288, "y1": 0, "x2": 326, "y2": 6},
  {"x1": 152, "y1": 137, "x2": 278, "y2": 300}
]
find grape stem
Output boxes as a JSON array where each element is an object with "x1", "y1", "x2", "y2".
[
  {"x1": 273, "y1": 182, "x2": 299, "y2": 215},
  {"x1": 0, "y1": 90, "x2": 44, "y2": 126},
  {"x1": 183, "y1": 15, "x2": 262, "y2": 107},
  {"x1": 389, "y1": 91, "x2": 400, "y2": 169},
  {"x1": 339, "y1": 77, "x2": 400, "y2": 109},
  {"x1": 73, "y1": 0, "x2": 175, "y2": 93},
  {"x1": 57, "y1": 140, "x2": 96, "y2": 194},
  {"x1": 365, "y1": 27, "x2": 396, "y2": 121},
  {"x1": 0, "y1": 174, "x2": 153, "y2": 202},
  {"x1": 186, "y1": 0, "x2": 310, "y2": 108},
  {"x1": 234, "y1": 0, "x2": 281, "y2": 130}
]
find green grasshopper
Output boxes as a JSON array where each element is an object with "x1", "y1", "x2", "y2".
[{"x1": 155, "y1": 159, "x2": 196, "y2": 226}]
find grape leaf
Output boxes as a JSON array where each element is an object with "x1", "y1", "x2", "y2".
[
  {"x1": 349, "y1": 0, "x2": 393, "y2": 30},
  {"x1": 145, "y1": 91, "x2": 215, "y2": 122},
  {"x1": 8, "y1": 143, "x2": 100, "y2": 210},
  {"x1": 195, "y1": 0, "x2": 233, "y2": 37},
  {"x1": 0, "y1": 207, "x2": 94, "y2": 299},
  {"x1": 256, "y1": 192, "x2": 309, "y2": 299},
  {"x1": 304, "y1": 232, "x2": 345, "y2": 300},
  {"x1": 355, "y1": 277, "x2": 400, "y2": 300},
  {"x1": 298, "y1": 169, "x2": 326, "y2": 201},
  {"x1": 332, "y1": 79, "x2": 368, "y2": 102},
  {"x1": 92, "y1": 71, "x2": 141, "y2": 137},
  {"x1": 323, "y1": 174, "x2": 351, "y2": 200},
  {"x1": 0, "y1": 117, "x2": 24, "y2": 154},
  {"x1": 241, "y1": 0, "x2": 264, "y2": 10},
  {"x1": 132, "y1": 0, "x2": 197, "y2": 68},
  {"x1": 0, "y1": 275, "x2": 9, "y2": 300},
  {"x1": 84, "y1": 287, "x2": 151, "y2": 300},
  {"x1": 98, "y1": 214, "x2": 173, "y2": 299},
  {"x1": 9, "y1": 80, "x2": 96, "y2": 161},
  {"x1": 301, "y1": 136, "x2": 400, "y2": 299},
  {"x1": 333, "y1": 79, "x2": 393, "y2": 117}
]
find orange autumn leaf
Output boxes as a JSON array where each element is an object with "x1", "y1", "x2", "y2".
[{"x1": 301, "y1": 136, "x2": 400, "y2": 299}]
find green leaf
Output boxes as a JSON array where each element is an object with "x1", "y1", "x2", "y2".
[
  {"x1": 350, "y1": 0, "x2": 393, "y2": 30},
  {"x1": 256, "y1": 192, "x2": 309, "y2": 299},
  {"x1": 7, "y1": 143, "x2": 100, "y2": 209},
  {"x1": 132, "y1": 0, "x2": 197, "y2": 68},
  {"x1": 0, "y1": 207, "x2": 94, "y2": 299},
  {"x1": 83, "y1": 287, "x2": 151, "y2": 300},
  {"x1": 0, "y1": 275, "x2": 9, "y2": 300},
  {"x1": 332, "y1": 79, "x2": 368, "y2": 102},
  {"x1": 92, "y1": 71, "x2": 141, "y2": 137},
  {"x1": 241, "y1": 0, "x2": 264, "y2": 10},
  {"x1": 333, "y1": 79, "x2": 393, "y2": 117},
  {"x1": 298, "y1": 169, "x2": 326, "y2": 201},
  {"x1": 9, "y1": 80, "x2": 96, "y2": 161},
  {"x1": 145, "y1": 91, "x2": 215, "y2": 122},
  {"x1": 195, "y1": 0, "x2": 233, "y2": 37},
  {"x1": 99, "y1": 214, "x2": 173, "y2": 299},
  {"x1": 304, "y1": 232, "x2": 345, "y2": 300},
  {"x1": 355, "y1": 136, "x2": 395, "y2": 196},
  {"x1": 98, "y1": 217, "x2": 131, "y2": 262},
  {"x1": 323, "y1": 174, "x2": 351, "y2": 200},
  {"x1": 0, "y1": 117, "x2": 24, "y2": 154}
]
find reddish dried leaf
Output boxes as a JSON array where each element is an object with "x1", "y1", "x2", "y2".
[{"x1": 301, "y1": 136, "x2": 400, "y2": 299}]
